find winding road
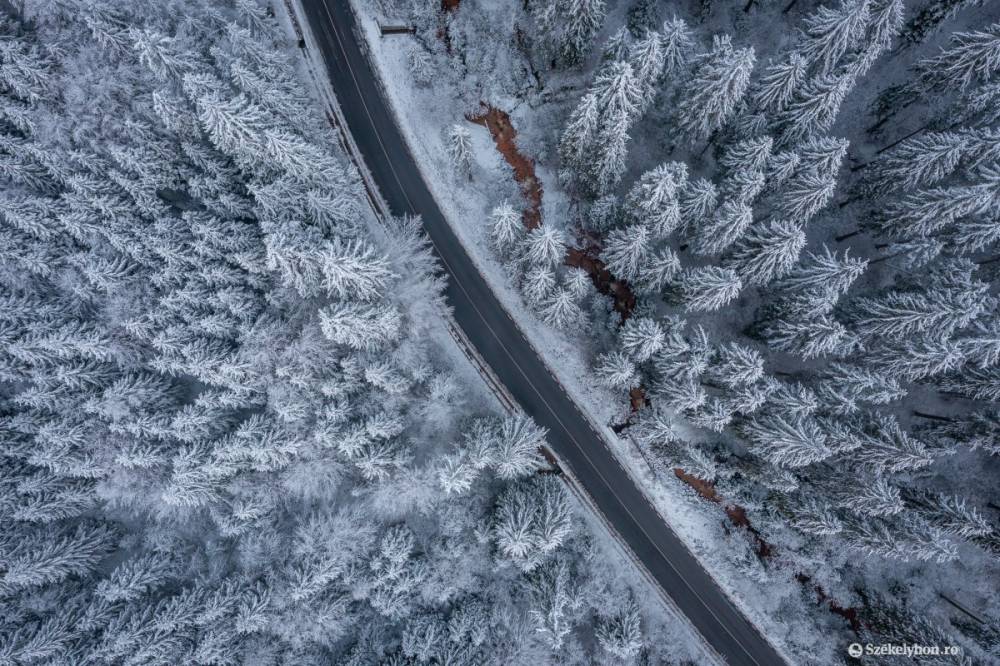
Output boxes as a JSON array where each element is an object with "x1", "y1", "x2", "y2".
[{"x1": 297, "y1": 2, "x2": 789, "y2": 664}]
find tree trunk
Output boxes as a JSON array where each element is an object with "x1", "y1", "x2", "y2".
[
  {"x1": 867, "y1": 114, "x2": 891, "y2": 135},
  {"x1": 875, "y1": 123, "x2": 930, "y2": 155},
  {"x1": 626, "y1": 434, "x2": 659, "y2": 480},
  {"x1": 743, "y1": 0, "x2": 756, "y2": 12},
  {"x1": 835, "y1": 229, "x2": 862, "y2": 242},
  {"x1": 698, "y1": 132, "x2": 717, "y2": 157},
  {"x1": 782, "y1": 0, "x2": 800, "y2": 13},
  {"x1": 912, "y1": 410, "x2": 954, "y2": 422},
  {"x1": 869, "y1": 251, "x2": 901, "y2": 265},
  {"x1": 838, "y1": 193, "x2": 866, "y2": 209}
]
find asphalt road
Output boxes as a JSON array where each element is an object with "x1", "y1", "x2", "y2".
[{"x1": 299, "y1": 3, "x2": 789, "y2": 664}]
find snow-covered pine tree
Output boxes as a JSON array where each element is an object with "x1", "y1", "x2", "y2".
[
  {"x1": 915, "y1": 22, "x2": 1000, "y2": 92},
  {"x1": 776, "y1": 245, "x2": 867, "y2": 301},
  {"x1": 489, "y1": 201, "x2": 524, "y2": 257},
  {"x1": 630, "y1": 29, "x2": 665, "y2": 111},
  {"x1": 849, "y1": 280, "x2": 988, "y2": 341},
  {"x1": 522, "y1": 264, "x2": 557, "y2": 307},
  {"x1": 675, "y1": 266, "x2": 743, "y2": 312},
  {"x1": 778, "y1": 71, "x2": 856, "y2": 144},
  {"x1": 799, "y1": 0, "x2": 872, "y2": 75},
  {"x1": 740, "y1": 412, "x2": 833, "y2": 468},
  {"x1": 725, "y1": 219, "x2": 806, "y2": 286},
  {"x1": 676, "y1": 35, "x2": 756, "y2": 142},
  {"x1": 624, "y1": 162, "x2": 686, "y2": 238},
  {"x1": 620, "y1": 316, "x2": 666, "y2": 362},
  {"x1": 869, "y1": 131, "x2": 969, "y2": 194},
  {"x1": 541, "y1": 286, "x2": 585, "y2": 330},
  {"x1": 596, "y1": 595, "x2": 644, "y2": 660},
  {"x1": 601, "y1": 224, "x2": 650, "y2": 282},
  {"x1": 595, "y1": 350, "x2": 639, "y2": 389},
  {"x1": 521, "y1": 226, "x2": 568, "y2": 268},
  {"x1": 635, "y1": 246, "x2": 681, "y2": 295},
  {"x1": 761, "y1": 313, "x2": 857, "y2": 359},
  {"x1": 678, "y1": 178, "x2": 718, "y2": 233},
  {"x1": 660, "y1": 15, "x2": 695, "y2": 77},
  {"x1": 691, "y1": 200, "x2": 753, "y2": 255},
  {"x1": 753, "y1": 53, "x2": 808, "y2": 114},
  {"x1": 560, "y1": 0, "x2": 608, "y2": 67},
  {"x1": 447, "y1": 124, "x2": 474, "y2": 180}
]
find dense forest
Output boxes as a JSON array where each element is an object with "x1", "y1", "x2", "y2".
[
  {"x1": 0, "y1": 1, "x2": 701, "y2": 664},
  {"x1": 370, "y1": 0, "x2": 1000, "y2": 662}
]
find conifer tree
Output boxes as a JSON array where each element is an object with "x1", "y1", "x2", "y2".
[
  {"x1": 915, "y1": 22, "x2": 1000, "y2": 91},
  {"x1": 778, "y1": 71, "x2": 855, "y2": 144},
  {"x1": 800, "y1": 0, "x2": 872, "y2": 75},
  {"x1": 596, "y1": 596, "x2": 644, "y2": 660},
  {"x1": 762, "y1": 314, "x2": 857, "y2": 359},
  {"x1": 541, "y1": 287, "x2": 585, "y2": 330},
  {"x1": 678, "y1": 178, "x2": 718, "y2": 231},
  {"x1": 661, "y1": 16, "x2": 695, "y2": 76},
  {"x1": 560, "y1": 0, "x2": 608, "y2": 66},
  {"x1": 447, "y1": 124, "x2": 474, "y2": 180},
  {"x1": 676, "y1": 36, "x2": 756, "y2": 142},
  {"x1": 602, "y1": 224, "x2": 650, "y2": 282},
  {"x1": 740, "y1": 412, "x2": 832, "y2": 468},
  {"x1": 625, "y1": 162, "x2": 686, "y2": 237},
  {"x1": 753, "y1": 53, "x2": 808, "y2": 113},
  {"x1": 726, "y1": 219, "x2": 806, "y2": 286},
  {"x1": 620, "y1": 316, "x2": 666, "y2": 362},
  {"x1": 630, "y1": 29, "x2": 665, "y2": 111},
  {"x1": 489, "y1": 201, "x2": 524, "y2": 257},
  {"x1": 692, "y1": 200, "x2": 752, "y2": 256},
  {"x1": 595, "y1": 350, "x2": 639, "y2": 389},
  {"x1": 635, "y1": 246, "x2": 681, "y2": 295},
  {"x1": 522, "y1": 226, "x2": 568, "y2": 268},
  {"x1": 676, "y1": 267, "x2": 743, "y2": 312}
]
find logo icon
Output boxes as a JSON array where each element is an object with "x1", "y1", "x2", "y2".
[{"x1": 848, "y1": 643, "x2": 864, "y2": 658}]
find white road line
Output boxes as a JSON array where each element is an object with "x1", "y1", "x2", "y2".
[{"x1": 316, "y1": 5, "x2": 765, "y2": 663}]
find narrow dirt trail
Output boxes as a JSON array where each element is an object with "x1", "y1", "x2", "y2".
[
  {"x1": 468, "y1": 106, "x2": 543, "y2": 230},
  {"x1": 673, "y1": 468, "x2": 773, "y2": 558},
  {"x1": 468, "y1": 105, "x2": 637, "y2": 318}
]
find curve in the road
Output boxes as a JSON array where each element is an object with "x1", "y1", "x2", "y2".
[{"x1": 298, "y1": 3, "x2": 790, "y2": 665}]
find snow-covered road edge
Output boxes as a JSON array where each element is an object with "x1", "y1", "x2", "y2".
[{"x1": 278, "y1": 0, "x2": 517, "y2": 416}]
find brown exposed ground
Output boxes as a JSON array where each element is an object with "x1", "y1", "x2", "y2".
[
  {"x1": 675, "y1": 468, "x2": 861, "y2": 629},
  {"x1": 628, "y1": 387, "x2": 647, "y2": 411},
  {"x1": 442, "y1": 0, "x2": 461, "y2": 10},
  {"x1": 467, "y1": 106, "x2": 543, "y2": 230},
  {"x1": 673, "y1": 468, "x2": 773, "y2": 558},
  {"x1": 565, "y1": 243, "x2": 637, "y2": 319},
  {"x1": 469, "y1": 106, "x2": 637, "y2": 319},
  {"x1": 796, "y1": 574, "x2": 863, "y2": 632}
]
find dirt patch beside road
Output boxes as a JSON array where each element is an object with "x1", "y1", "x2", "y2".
[
  {"x1": 468, "y1": 106, "x2": 543, "y2": 230},
  {"x1": 468, "y1": 105, "x2": 637, "y2": 319},
  {"x1": 673, "y1": 468, "x2": 773, "y2": 558}
]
